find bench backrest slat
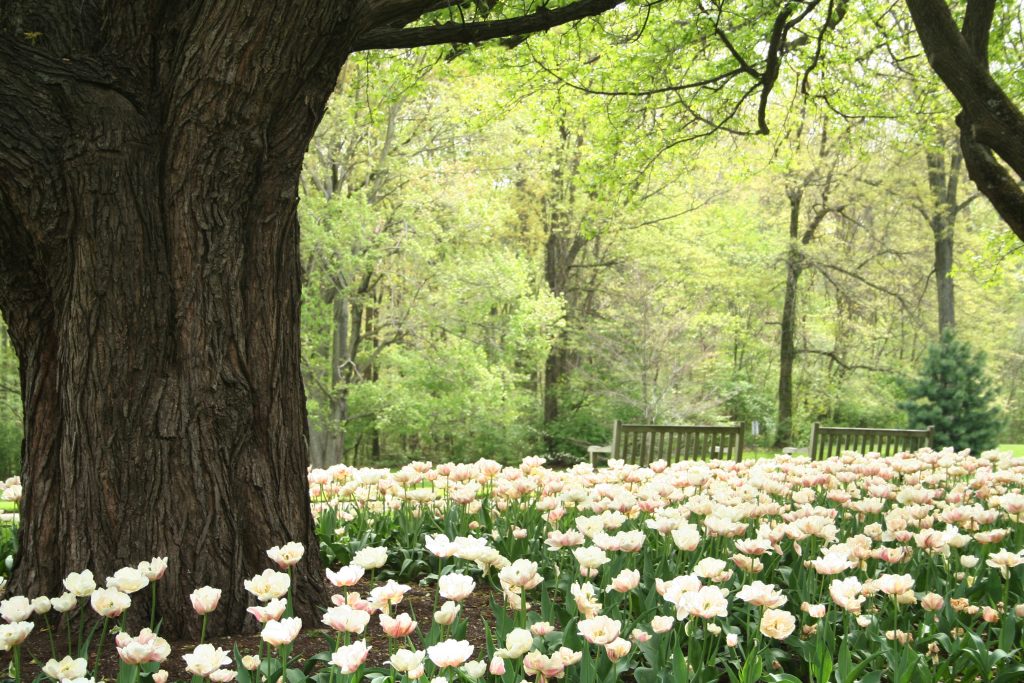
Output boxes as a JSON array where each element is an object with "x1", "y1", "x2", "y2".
[
  {"x1": 808, "y1": 423, "x2": 934, "y2": 460},
  {"x1": 609, "y1": 421, "x2": 744, "y2": 464}
]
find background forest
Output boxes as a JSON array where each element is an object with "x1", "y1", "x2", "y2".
[{"x1": 1, "y1": 6, "x2": 1022, "y2": 471}]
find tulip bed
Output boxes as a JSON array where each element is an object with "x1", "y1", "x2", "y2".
[{"x1": 3, "y1": 448, "x2": 1024, "y2": 683}]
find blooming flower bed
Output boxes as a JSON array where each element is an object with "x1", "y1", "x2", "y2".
[{"x1": 3, "y1": 448, "x2": 1024, "y2": 682}]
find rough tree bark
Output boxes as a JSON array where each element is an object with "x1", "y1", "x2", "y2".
[
  {"x1": 0, "y1": 0, "x2": 619, "y2": 639},
  {"x1": 0, "y1": 2, "x2": 363, "y2": 637},
  {"x1": 905, "y1": 0, "x2": 1024, "y2": 242}
]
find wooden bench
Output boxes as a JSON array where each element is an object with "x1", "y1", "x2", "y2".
[
  {"x1": 808, "y1": 423, "x2": 934, "y2": 460},
  {"x1": 589, "y1": 420, "x2": 744, "y2": 465}
]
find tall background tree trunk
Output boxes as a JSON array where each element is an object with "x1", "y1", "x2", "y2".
[
  {"x1": 775, "y1": 188, "x2": 803, "y2": 448},
  {"x1": 925, "y1": 145, "x2": 962, "y2": 334}
]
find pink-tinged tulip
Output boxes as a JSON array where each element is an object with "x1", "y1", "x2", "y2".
[
  {"x1": 115, "y1": 628, "x2": 171, "y2": 664},
  {"x1": 677, "y1": 586, "x2": 729, "y2": 620},
  {"x1": 651, "y1": 616, "x2": 674, "y2": 633},
  {"x1": 524, "y1": 650, "x2": 569, "y2": 679},
  {"x1": 209, "y1": 669, "x2": 238, "y2": 682},
  {"x1": 605, "y1": 637, "x2": 631, "y2": 662},
  {"x1": 737, "y1": 581, "x2": 786, "y2": 608},
  {"x1": 530, "y1": 621, "x2": 554, "y2": 637},
  {"x1": 497, "y1": 560, "x2": 542, "y2": 590},
  {"x1": 247, "y1": 598, "x2": 287, "y2": 623},
  {"x1": 0, "y1": 621, "x2": 33, "y2": 649},
  {"x1": 489, "y1": 655, "x2": 506, "y2": 675},
  {"x1": 183, "y1": 644, "x2": 231, "y2": 677},
  {"x1": 726, "y1": 633, "x2": 739, "y2": 647},
  {"x1": 369, "y1": 580, "x2": 411, "y2": 611},
  {"x1": 759, "y1": 609, "x2": 796, "y2": 640},
  {"x1": 578, "y1": 616, "x2": 621, "y2": 645},
  {"x1": 153, "y1": 670, "x2": 169, "y2": 683},
  {"x1": 64, "y1": 570, "x2": 96, "y2": 598},
  {"x1": 261, "y1": 617, "x2": 302, "y2": 647},
  {"x1": 427, "y1": 639, "x2": 474, "y2": 668},
  {"x1": 0, "y1": 596, "x2": 32, "y2": 623},
  {"x1": 438, "y1": 573, "x2": 476, "y2": 602},
  {"x1": 332, "y1": 640, "x2": 371, "y2": 674},
  {"x1": 800, "y1": 602, "x2": 826, "y2": 619},
  {"x1": 380, "y1": 612, "x2": 417, "y2": 637},
  {"x1": 90, "y1": 588, "x2": 132, "y2": 618},
  {"x1": 139, "y1": 557, "x2": 169, "y2": 581},
  {"x1": 106, "y1": 567, "x2": 150, "y2": 594},
  {"x1": 610, "y1": 569, "x2": 640, "y2": 593},
  {"x1": 631, "y1": 628, "x2": 651, "y2": 643},
  {"x1": 42, "y1": 656, "x2": 88, "y2": 680},
  {"x1": 244, "y1": 569, "x2": 290, "y2": 602},
  {"x1": 322, "y1": 605, "x2": 370, "y2": 634},
  {"x1": 433, "y1": 601, "x2": 460, "y2": 626},
  {"x1": 875, "y1": 573, "x2": 914, "y2": 596},
  {"x1": 332, "y1": 592, "x2": 371, "y2": 612},
  {"x1": 266, "y1": 542, "x2": 305, "y2": 569},
  {"x1": 388, "y1": 648, "x2": 425, "y2": 673},
  {"x1": 326, "y1": 565, "x2": 364, "y2": 587},
  {"x1": 190, "y1": 586, "x2": 222, "y2": 615},
  {"x1": 921, "y1": 593, "x2": 945, "y2": 611}
]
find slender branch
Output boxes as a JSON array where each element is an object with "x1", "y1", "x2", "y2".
[
  {"x1": 796, "y1": 348, "x2": 897, "y2": 374},
  {"x1": 353, "y1": 0, "x2": 622, "y2": 51}
]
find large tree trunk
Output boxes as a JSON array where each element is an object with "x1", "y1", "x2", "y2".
[{"x1": 0, "y1": 3, "x2": 360, "y2": 637}]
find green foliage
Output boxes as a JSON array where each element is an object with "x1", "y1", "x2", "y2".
[
  {"x1": 902, "y1": 331, "x2": 1004, "y2": 453},
  {"x1": 0, "y1": 323, "x2": 20, "y2": 479},
  {"x1": 0, "y1": 421, "x2": 19, "y2": 479},
  {"x1": 354, "y1": 339, "x2": 539, "y2": 463}
]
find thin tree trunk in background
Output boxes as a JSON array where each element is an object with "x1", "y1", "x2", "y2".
[
  {"x1": 540, "y1": 125, "x2": 588, "y2": 451},
  {"x1": 327, "y1": 293, "x2": 349, "y2": 464},
  {"x1": 925, "y1": 147, "x2": 961, "y2": 334},
  {"x1": 775, "y1": 188, "x2": 803, "y2": 448}
]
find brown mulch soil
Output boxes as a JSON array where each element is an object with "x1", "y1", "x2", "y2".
[{"x1": 9, "y1": 579, "x2": 498, "y2": 681}]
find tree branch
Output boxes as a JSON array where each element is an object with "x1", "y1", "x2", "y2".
[
  {"x1": 905, "y1": 0, "x2": 1024, "y2": 242},
  {"x1": 796, "y1": 348, "x2": 896, "y2": 374},
  {"x1": 353, "y1": 0, "x2": 623, "y2": 51}
]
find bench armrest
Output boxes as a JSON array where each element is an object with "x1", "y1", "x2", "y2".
[{"x1": 588, "y1": 444, "x2": 612, "y2": 466}]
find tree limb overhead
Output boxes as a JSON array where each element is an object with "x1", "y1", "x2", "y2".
[{"x1": 353, "y1": 0, "x2": 622, "y2": 51}]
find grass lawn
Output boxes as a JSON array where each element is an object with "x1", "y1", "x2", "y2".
[{"x1": 742, "y1": 444, "x2": 1024, "y2": 459}]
